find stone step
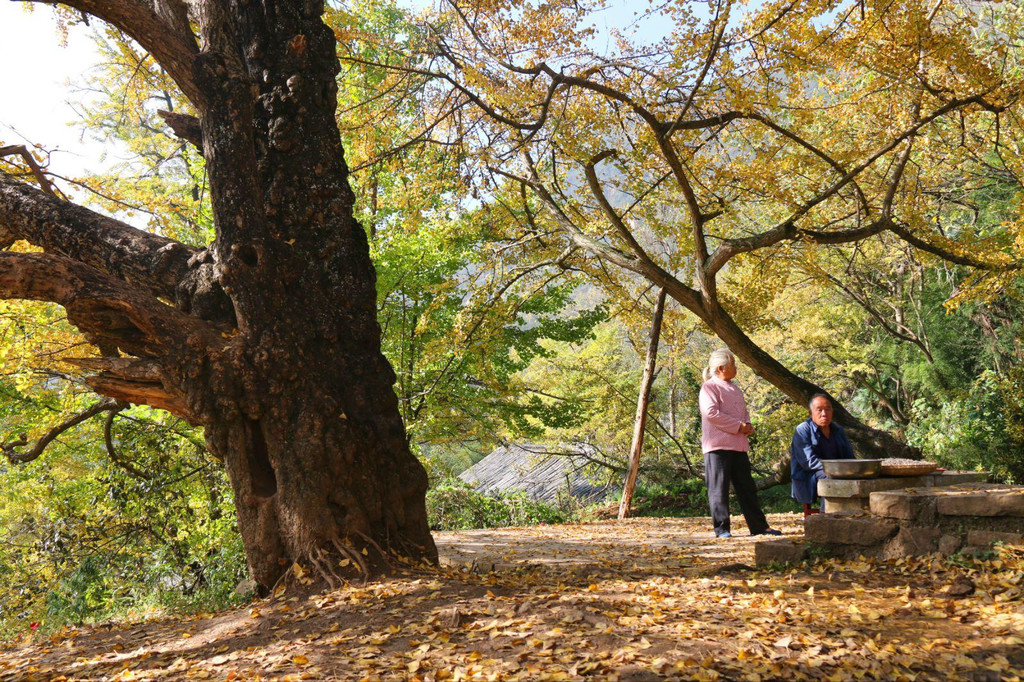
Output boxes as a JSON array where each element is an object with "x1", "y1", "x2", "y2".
[
  {"x1": 818, "y1": 470, "x2": 988, "y2": 499},
  {"x1": 799, "y1": 483, "x2": 1024, "y2": 562},
  {"x1": 754, "y1": 538, "x2": 808, "y2": 567},
  {"x1": 967, "y1": 530, "x2": 1024, "y2": 546},
  {"x1": 935, "y1": 485, "x2": 1024, "y2": 517},
  {"x1": 804, "y1": 512, "x2": 898, "y2": 546},
  {"x1": 871, "y1": 483, "x2": 1024, "y2": 520},
  {"x1": 870, "y1": 488, "x2": 941, "y2": 521}
]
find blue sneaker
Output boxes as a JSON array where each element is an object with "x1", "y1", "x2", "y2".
[
  {"x1": 716, "y1": 532, "x2": 732, "y2": 538},
  {"x1": 755, "y1": 529, "x2": 782, "y2": 536}
]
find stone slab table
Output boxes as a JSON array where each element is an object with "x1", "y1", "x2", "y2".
[{"x1": 817, "y1": 470, "x2": 988, "y2": 513}]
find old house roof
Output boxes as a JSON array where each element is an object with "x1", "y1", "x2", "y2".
[{"x1": 459, "y1": 443, "x2": 612, "y2": 504}]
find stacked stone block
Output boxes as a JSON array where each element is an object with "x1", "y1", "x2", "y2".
[
  {"x1": 754, "y1": 483, "x2": 1024, "y2": 567},
  {"x1": 817, "y1": 471, "x2": 988, "y2": 512}
]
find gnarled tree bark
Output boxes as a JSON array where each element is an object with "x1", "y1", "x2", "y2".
[{"x1": 2, "y1": 0, "x2": 437, "y2": 590}]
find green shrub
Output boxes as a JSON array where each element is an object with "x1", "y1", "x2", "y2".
[
  {"x1": 426, "y1": 479, "x2": 570, "y2": 530},
  {"x1": 44, "y1": 555, "x2": 108, "y2": 626},
  {"x1": 908, "y1": 371, "x2": 1024, "y2": 483},
  {"x1": 0, "y1": 404, "x2": 250, "y2": 639},
  {"x1": 619, "y1": 478, "x2": 708, "y2": 517}
]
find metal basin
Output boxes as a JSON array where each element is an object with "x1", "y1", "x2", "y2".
[{"x1": 821, "y1": 459, "x2": 882, "y2": 479}]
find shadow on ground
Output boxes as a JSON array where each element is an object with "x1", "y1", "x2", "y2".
[{"x1": 2, "y1": 514, "x2": 1023, "y2": 681}]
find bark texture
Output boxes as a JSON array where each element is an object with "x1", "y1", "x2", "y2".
[{"x1": 2, "y1": 0, "x2": 437, "y2": 590}]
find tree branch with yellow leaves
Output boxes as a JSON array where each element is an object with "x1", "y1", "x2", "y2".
[{"x1": 398, "y1": 0, "x2": 1024, "y2": 458}]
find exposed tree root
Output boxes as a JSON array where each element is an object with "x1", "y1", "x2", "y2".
[
  {"x1": 307, "y1": 550, "x2": 341, "y2": 591},
  {"x1": 333, "y1": 537, "x2": 371, "y2": 581}
]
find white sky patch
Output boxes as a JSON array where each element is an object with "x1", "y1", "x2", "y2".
[
  {"x1": 0, "y1": 3, "x2": 105, "y2": 179},
  {"x1": 1, "y1": 0, "x2": 677, "y2": 183}
]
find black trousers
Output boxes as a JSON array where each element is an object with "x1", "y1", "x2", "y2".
[{"x1": 704, "y1": 449, "x2": 769, "y2": 535}]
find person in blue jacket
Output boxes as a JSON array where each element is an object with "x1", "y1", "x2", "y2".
[{"x1": 791, "y1": 393, "x2": 855, "y2": 512}]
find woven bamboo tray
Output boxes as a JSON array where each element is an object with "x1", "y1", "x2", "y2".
[{"x1": 880, "y1": 461, "x2": 938, "y2": 477}]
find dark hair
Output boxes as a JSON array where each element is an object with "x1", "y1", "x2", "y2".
[{"x1": 808, "y1": 393, "x2": 832, "y2": 409}]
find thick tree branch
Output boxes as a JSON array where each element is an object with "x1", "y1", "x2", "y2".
[
  {"x1": 799, "y1": 219, "x2": 893, "y2": 245},
  {"x1": 23, "y1": 0, "x2": 204, "y2": 108},
  {"x1": 61, "y1": 357, "x2": 186, "y2": 413},
  {"x1": 64, "y1": 356, "x2": 165, "y2": 382},
  {"x1": 3, "y1": 397, "x2": 121, "y2": 464},
  {"x1": 0, "y1": 251, "x2": 224, "y2": 380},
  {"x1": 86, "y1": 375, "x2": 187, "y2": 418},
  {"x1": 157, "y1": 110, "x2": 203, "y2": 154},
  {"x1": 0, "y1": 173, "x2": 197, "y2": 300},
  {"x1": 705, "y1": 221, "x2": 796, "y2": 276},
  {"x1": 704, "y1": 217, "x2": 893, "y2": 277}
]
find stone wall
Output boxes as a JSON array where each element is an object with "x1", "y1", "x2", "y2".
[{"x1": 754, "y1": 483, "x2": 1024, "y2": 567}]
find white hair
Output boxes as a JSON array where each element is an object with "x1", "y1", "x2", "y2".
[{"x1": 703, "y1": 348, "x2": 736, "y2": 382}]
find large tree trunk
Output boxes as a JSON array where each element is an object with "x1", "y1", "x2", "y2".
[
  {"x1": 0, "y1": 0, "x2": 438, "y2": 592},
  {"x1": 186, "y1": 3, "x2": 437, "y2": 589}
]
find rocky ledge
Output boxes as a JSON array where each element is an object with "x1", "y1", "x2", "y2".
[{"x1": 755, "y1": 483, "x2": 1024, "y2": 567}]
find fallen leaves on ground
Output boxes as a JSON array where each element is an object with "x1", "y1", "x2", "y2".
[{"x1": 1, "y1": 515, "x2": 1023, "y2": 681}]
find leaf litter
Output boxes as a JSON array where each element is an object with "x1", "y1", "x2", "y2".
[{"x1": 1, "y1": 515, "x2": 1022, "y2": 681}]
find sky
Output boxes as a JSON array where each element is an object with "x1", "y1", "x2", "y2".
[
  {"x1": 0, "y1": 0, "x2": 671, "y2": 181},
  {"x1": 0, "y1": 3, "x2": 106, "y2": 178}
]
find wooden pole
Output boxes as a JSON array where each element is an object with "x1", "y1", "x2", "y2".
[{"x1": 618, "y1": 288, "x2": 667, "y2": 520}]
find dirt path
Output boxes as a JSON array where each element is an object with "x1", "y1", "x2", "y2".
[
  {"x1": 435, "y1": 515, "x2": 793, "y2": 575},
  {"x1": 2, "y1": 514, "x2": 1023, "y2": 681}
]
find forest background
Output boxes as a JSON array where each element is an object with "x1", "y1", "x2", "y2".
[{"x1": 0, "y1": 0, "x2": 1022, "y2": 636}]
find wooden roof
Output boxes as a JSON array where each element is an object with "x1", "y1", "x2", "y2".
[{"x1": 459, "y1": 443, "x2": 612, "y2": 504}]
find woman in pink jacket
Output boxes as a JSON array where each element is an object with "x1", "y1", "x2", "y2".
[{"x1": 699, "y1": 349, "x2": 781, "y2": 539}]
